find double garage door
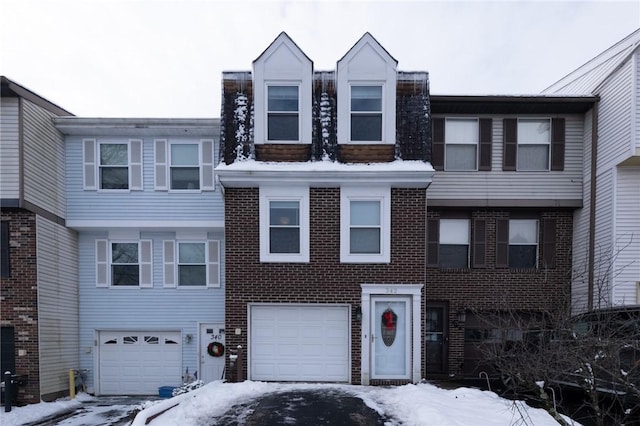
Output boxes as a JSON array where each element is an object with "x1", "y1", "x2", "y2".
[
  {"x1": 99, "y1": 331, "x2": 182, "y2": 395},
  {"x1": 250, "y1": 305, "x2": 350, "y2": 382}
]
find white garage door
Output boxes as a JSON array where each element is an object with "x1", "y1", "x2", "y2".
[
  {"x1": 250, "y1": 305, "x2": 350, "y2": 382},
  {"x1": 99, "y1": 331, "x2": 182, "y2": 395}
]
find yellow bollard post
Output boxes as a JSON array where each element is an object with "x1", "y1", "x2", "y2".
[{"x1": 69, "y1": 370, "x2": 75, "y2": 399}]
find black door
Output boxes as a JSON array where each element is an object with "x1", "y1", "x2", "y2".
[{"x1": 425, "y1": 304, "x2": 448, "y2": 374}]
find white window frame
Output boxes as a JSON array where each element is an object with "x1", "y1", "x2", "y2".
[
  {"x1": 508, "y1": 219, "x2": 539, "y2": 268},
  {"x1": 259, "y1": 186, "x2": 309, "y2": 263},
  {"x1": 439, "y1": 218, "x2": 470, "y2": 268},
  {"x1": 340, "y1": 186, "x2": 391, "y2": 263},
  {"x1": 445, "y1": 118, "x2": 478, "y2": 171},
  {"x1": 96, "y1": 239, "x2": 152, "y2": 288},
  {"x1": 349, "y1": 84, "x2": 383, "y2": 143},
  {"x1": 169, "y1": 142, "x2": 201, "y2": 191},
  {"x1": 266, "y1": 83, "x2": 301, "y2": 143},
  {"x1": 517, "y1": 118, "x2": 551, "y2": 171},
  {"x1": 154, "y1": 139, "x2": 215, "y2": 191},
  {"x1": 84, "y1": 139, "x2": 143, "y2": 191},
  {"x1": 162, "y1": 239, "x2": 220, "y2": 288}
]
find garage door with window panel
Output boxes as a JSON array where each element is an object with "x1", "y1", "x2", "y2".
[
  {"x1": 99, "y1": 331, "x2": 182, "y2": 395},
  {"x1": 250, "y1": 305, "x2": 350, "y2": 382}
]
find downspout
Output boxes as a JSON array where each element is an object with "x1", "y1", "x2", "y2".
[{"x1": 587, "y1": 100, "x2": 599, "y2": 311}]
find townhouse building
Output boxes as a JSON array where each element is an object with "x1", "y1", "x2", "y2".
[
  {"x1": 53, "y1": 118, "x2": 224, "y2": 395},
  {"x1": 1, "y1": 76, "x2": 78, "y2": 403}
]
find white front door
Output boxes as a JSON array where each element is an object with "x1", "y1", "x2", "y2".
[
  {"x1": 371, "y1": 296, "x2": 411, "y2": 379},
  {"x1": 199, "y1": 323, "x2": 225, "y2": 383}
]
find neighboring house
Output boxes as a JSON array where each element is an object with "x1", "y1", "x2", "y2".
[
  {"x1": 0, "y1": 76, "x2": 78, "y2": 403},
  {"x1": 216, "y1": 33, "x2": 435, "y2": 385},
  {"x1": 426, "y1": 95, "x2": 596, "y2": 377},
  {"x1": 53, "y1": 117, "x2": 224, "y2": 395},
  {"x1": 543, "y1": 29, "x2": 640, "y2": 313}
]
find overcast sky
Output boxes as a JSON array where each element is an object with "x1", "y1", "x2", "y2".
[{"x1": 2, "y1": 0, "x2": 639, "y2": 118}]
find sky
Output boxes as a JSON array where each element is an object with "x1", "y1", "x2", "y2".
[
  {"x1": 1, "y1": 0, "x2": 639, "y2": 118},
  {"x1": 0, "y1": 381, "x2": 578, "y2": 426}
]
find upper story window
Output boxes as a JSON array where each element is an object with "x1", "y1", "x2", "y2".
[
  {"x1": 508, "y1": 219, "x2": 539, "y2": 268},
  {"x1": 99, "y1": 143, "x2": 129, "y2": 189},
  {"x1": 445, "y1": 119, "x2": 478, "y2": 171},
  {"x1": 154, "y1": 139, "x2": 215, "y2": 191},
  {"x1": 95, "y1": 239, "x2": 152, "y2": 288},
  {"x1": 259, "y1": 187, "x2": 309, "y2": 263},
  {"x1": 350, "y1": 85, "x2": 382, "y2": 142},
  {"x1": 337, "y1": 33, "x2": 397, "y2": 145},
  {"x1": 503, "y1": 118, "x2": 565, "y2": 172},
  {"x1": 170, "y1": 143, "x2": 200, "y2": 190},
  {"x1": 162, "y1": 239, "x2": 220, "y2": 288},
  {"x1": 83, "y1": 139, "x2": 142, "y2": 190},
  {"x1": 439, "y1": 219, "x2": 470, "y2": 268},
  {"x1": 340, "y1": 187, "x2": 390, "y2": 263},
  {"x1": 253, "y1": 32, "x2": 312, "y2": 145},
  {"x1": 267, "y1": 85, "x2": 299, "y2": 141},
  {"x1": 517, "y1": 119, "x2": 550, "y2": 171}
]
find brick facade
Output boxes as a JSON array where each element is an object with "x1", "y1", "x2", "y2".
[
  {"x1": 224, "y1": 187, "x2": 426, "y2": 384},
  {"x1": 426, "y1": 208, "x2": 573, "y2": 377},
  {"x1": 0, "y1": 210, "x2": 40, "y2": 404}
]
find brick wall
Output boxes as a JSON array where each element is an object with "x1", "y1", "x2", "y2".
[
  {"x1": 426, "y1": 208, "x2": 573, "y2": 376},
  {"x1": 0, "y1": 210, "x2": 40, "y2": 403},
  {"x1": 224, "y1": 187, "x2": 426, "y2": 383}
]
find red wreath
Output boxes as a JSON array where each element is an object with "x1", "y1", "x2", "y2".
[
  {"x1": 382, "y1": 309, "x2": 397, "y2": 330},
  {"x1": 207, "y1": 341, "x2": 225, "y2": 357}
]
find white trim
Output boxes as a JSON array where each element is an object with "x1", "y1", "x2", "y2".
[
  {"x1": 265, "y1": 82, "x2": 302, "y2": 143},
  {"x1": 259, "y1": 186, "x2": 310, "y2": 263},
  {"x1": 67, "y1": 220, "x2": 224, "y2": 230},
  {"x1": 340, "y1": 186, "x2": 390, "y2": 263},
  {"x1": 360, "y1": 284, "x2": 422, "y2": 385}
]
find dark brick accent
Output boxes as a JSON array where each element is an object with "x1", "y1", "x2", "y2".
[
  {"x1": 224, "y1": 187, "x2": 427, "y2": 383},
  {"x1": 338, "y1": 145, "x2": 395, "y2": 163},
  {"x1": 0, "y1": 210, "x2": 40, "y2": 404},
  {"x1": 426, "y1": 209, "x2": 573, "y2": 377},
  {"x1": 255, "y1": 144, "x2": 311, "y2": 162}
]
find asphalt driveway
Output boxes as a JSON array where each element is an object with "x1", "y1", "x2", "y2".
[{"x1": 211, "y1": 389, "x2": 389, "y2": 425}]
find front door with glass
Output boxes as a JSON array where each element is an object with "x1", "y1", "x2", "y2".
[{"x1": 371, "y1": 296, "x2": 411, "y2": 379}]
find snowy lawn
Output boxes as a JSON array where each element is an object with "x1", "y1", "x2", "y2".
[{"x1": 0, "y1": 381, "x2": 581, "y2": 426}]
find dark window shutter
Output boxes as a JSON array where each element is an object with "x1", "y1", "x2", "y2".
[
  {"x1": 432, "y1": 118, "x2": 444, "y2": 171},
  {"x1": 503, "y1": 119, "x2": 517, "y2": 171},
  {"x1": 427, "y1": 219, "x2": 439, "y2": 267},
  {"x1": 551, "y1": 118, "x2": 566, "y2": 171},
  {"x1": 478, "y1": 119, "x2": 492, "y2": 171},
  {"x1": 496, "y1": 219, "x2": 509, "y2": 267},
  {"x1": 472, "y1": 219, "x2": 486, "y2": 268},
  {"x1": 542, "y1": 219, "x2": 556, "y2": 268}
]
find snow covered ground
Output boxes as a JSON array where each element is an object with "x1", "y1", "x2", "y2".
[{"x1": 0, "y1": 381, "x2": 581, "y2": 426}]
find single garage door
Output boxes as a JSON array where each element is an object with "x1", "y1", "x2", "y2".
[
  {"x1": 99, "y1": 331, "x2": 182, "y2": 395},
  {"x1": 250, "y1": 305, "x2": 349, "y2": 382}
]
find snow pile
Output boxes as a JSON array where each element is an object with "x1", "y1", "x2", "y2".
[{"x1": 0, "y1": 393, "x2": 91, "y2": 426}]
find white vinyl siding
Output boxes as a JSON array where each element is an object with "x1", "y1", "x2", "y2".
[
  {"x1": 613, "y1": 167, "x2": 640, "y2": 304},
  {"x1": 593, "y1": 168, "x2": 615, "y2": 308},
  {"x1": 596, "y1": 59, "x2": 633, "y2": 173},
  {"x1": 22, "y1": 100, "x2": 67, "y2": 217},
  {"x1": 0, "y1": 97, "x2": 20, "y2": 199},
  {"x1": 428, "y1": 115, "x2": 584, "y2": 205},
  {"x1": 36, "y1": 216, "x2": 79, "y2": 397}
]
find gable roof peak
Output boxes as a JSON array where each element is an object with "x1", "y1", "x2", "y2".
[
  {"x1": 338, "y1": 32, "x2": 398, "y2": 65},
  {"x1": 253, "y1": 31, "x2": 312, "y2": 65}
]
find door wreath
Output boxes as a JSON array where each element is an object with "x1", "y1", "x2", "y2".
[{"x1": 207, "y1": 341, "x2": 225, "y2": 357}]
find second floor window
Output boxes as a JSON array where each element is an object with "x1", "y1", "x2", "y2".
[
  {"x1": 349, "y1": 200, "x2": 381, "y2": 254},
  {"x1": 99, "y1": 143, "x2": 129, "y2": 189},
  {"x1": 445, "y1": 119, "x2": 478, "y2": 171},
  {"x1": 517, "y1": 119, "x2": 550, "y2": 171},
  {"x1": 439, "y1": 219, "x2": 470, "y2": 268},
  {"x1": 178, "y1": 242, "x2": 206, "y2": 286},
  {"x1": 268, "y1": 85, "x2": 299, "y2": 141},
  {"x1": 351, "y1": 85, "x2": 382, "y2": 141},
  {"x1": 170, "y1": 144, "x2": 200, "y2": 190},
  {"x1": 111, "y1": 242, "x2": 140, "y2": 286},
  {"x1": 269, "y1": 201, "x2": 300, "y2": 254}
]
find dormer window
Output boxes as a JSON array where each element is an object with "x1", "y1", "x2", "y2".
[
  {"x1": 350, "y1": 85, "x2": 382, "y2": 142},
  {"x1": 267, "y1": 85, "x2": 299, "y2": 141}
]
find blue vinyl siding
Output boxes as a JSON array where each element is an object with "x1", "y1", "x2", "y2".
[
  {"x1": 65, "y1": 136, "x2": 224, "y2": 222},
  {"x1": 77, "y1": 230, "x2": 225, "y2": 392}
]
